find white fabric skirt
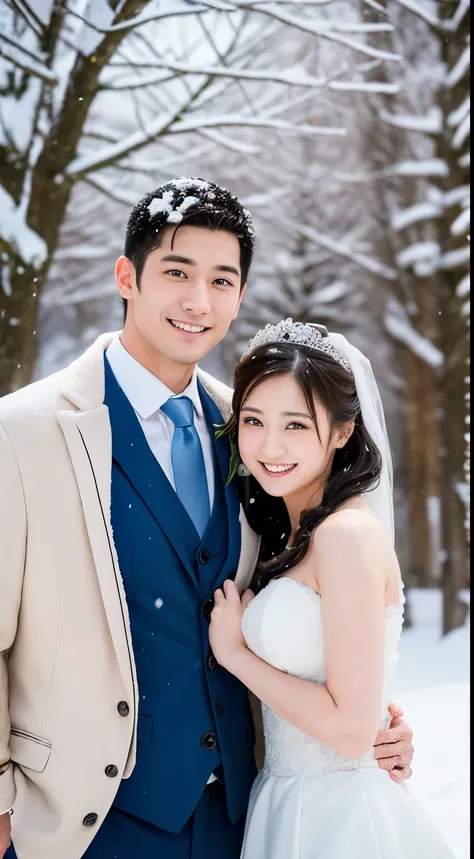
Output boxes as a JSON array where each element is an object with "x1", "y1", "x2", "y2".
[{"x1": 241, "y1": 767, "x2": 454, "y2": 859}]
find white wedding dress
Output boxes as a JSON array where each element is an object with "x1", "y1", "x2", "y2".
[{"x1": 240, "y1": 577, "x2": 454, "y2": 859}]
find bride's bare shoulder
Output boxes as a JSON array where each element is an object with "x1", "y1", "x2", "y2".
[{"x1": 310, "y1": 500, "x2": 393, "y2": 564}]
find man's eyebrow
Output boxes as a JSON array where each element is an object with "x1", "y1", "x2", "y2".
[
  {"x1": 161, "y1": 254, "x2": 195, "y2": 266},
  {"x1": 216, "y1": 265, "x2": 240, "y2": 277}
]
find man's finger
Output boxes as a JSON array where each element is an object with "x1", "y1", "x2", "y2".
[
  {"x1": 374, "y1": 740, "x2": 413, "y2": 759},
  {"x1": 388, "y1": 701, "x2": 404, "y2": 719},
  {"x1": 390, "y1": 766, "x2": 412, "y2": 782},
  {"x1": 374, "y1": 726, "x2": 412, "y2": 746},
  {"x1": 377, "y1": 753, "x2": 413, "y2": 770}
]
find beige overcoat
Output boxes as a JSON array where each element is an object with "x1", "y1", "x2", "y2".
[{"x1": 0, "y1": 333, "x2": 262, "y2": 859}]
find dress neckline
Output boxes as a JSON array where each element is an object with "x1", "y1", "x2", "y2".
[{"x1": 270, "y1": 576, "x2": 404, "y2": 615}]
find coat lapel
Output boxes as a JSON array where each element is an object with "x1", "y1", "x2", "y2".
[
  {"x1": 57, "y1": 405, "x2": 137, "y2": 709},
  {"x1": 104, "y1": 357, "x2": 200, "y2": 591}
]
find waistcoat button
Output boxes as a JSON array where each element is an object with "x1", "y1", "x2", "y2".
[
  {"x1": 199, "y1": 549, "x2": 211, "y2": 565},
  {"x1": 105, "y1": 764, "x2": 119, "y2": 778},
  {"x1": 207, "y1": 653, "x2": 217, "y2": 671},
  {"x1": 202, "y1": 598, "x2": 215, "y2": 619},
  {"x1": 201, "y1": 731, "x2": 218, "y2": 751},
  {"x1": 117, "y1": 701, "x2": 130, "y2": 717},
  {"x1": 83, "y1": 813, "x2": 98, "y2": 826}
]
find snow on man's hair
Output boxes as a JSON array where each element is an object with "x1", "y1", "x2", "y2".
[{"x1": 124, "y1": 177, "x2": 255, "y2": 288}]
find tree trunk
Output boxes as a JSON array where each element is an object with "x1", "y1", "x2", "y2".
[
  {"x1": 402, "y1": 349, "x2": 441, "y2": 586},
  {"x1": 436, "y1": 5, "x2": 470, "y2": 633},
  {"x1": 0, "y1": 257, "x2": 47, "y2": 395}
]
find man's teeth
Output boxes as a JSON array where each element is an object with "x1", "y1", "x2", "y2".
[
  {"x1": 264, "y1": 464, "x2": 295, "y2": 473},
  {"x1": 171, "y1": 320, "x2": 206, "y2": 333}
]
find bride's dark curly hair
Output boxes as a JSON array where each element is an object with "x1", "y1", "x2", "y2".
[{"x1": 223, "y1": 341, "x2": 382, "y2": 592}]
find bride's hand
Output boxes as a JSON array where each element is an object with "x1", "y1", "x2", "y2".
[{"x1": 209, "y1": 580, "x2": 254, "y2": 671}]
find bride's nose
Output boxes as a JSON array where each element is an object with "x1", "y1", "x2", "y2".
[{"x1": 259, "y1": 429, "x2": 287, "y2": 461}]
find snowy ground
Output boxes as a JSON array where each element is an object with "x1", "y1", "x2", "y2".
[{"x1": 394, "y1": 589, "x2": 470, "y2": 858}]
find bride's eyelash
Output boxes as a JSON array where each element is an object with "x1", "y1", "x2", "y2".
[{"x1": 242, "y1": 417, "x2": 308, "y2": 430}]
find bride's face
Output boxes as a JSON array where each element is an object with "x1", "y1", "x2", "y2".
[{"x1": 238, "y1": 372, "x2": 350, "y2": 501}]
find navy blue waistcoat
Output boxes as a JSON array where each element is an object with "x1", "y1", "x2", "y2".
[{"x1": 104, "y1": 358, "x2": 256, "y2": 833}]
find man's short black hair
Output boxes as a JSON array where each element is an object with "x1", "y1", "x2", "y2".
[{"x1": 124, "y1": 177, "x2": 255, "y2": 291}]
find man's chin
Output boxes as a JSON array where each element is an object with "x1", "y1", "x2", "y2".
[{"x1": 164, "y1": 340, "x2": 217, "y2": 366}]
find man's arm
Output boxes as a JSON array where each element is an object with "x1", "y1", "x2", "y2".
[{"x1": 0, "y1": 422, "x2": 27, "y2": 815}]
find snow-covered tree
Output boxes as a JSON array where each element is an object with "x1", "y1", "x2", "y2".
[{"x1": 0, "y1": 0, "x2": 398, "y2": 397}]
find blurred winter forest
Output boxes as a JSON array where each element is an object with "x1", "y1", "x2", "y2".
[{"x1": 0, "y1": 0, "x2": 470, "y2": 632}]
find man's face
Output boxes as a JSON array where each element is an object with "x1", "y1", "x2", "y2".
[{"x1": 116, "y1": 225, "x2": 245, "y2": 368}]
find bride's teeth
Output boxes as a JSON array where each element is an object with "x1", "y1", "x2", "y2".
[
  {"x1": 264, "y1": 464, "x2": 295, "y2": 473},
  {"x1": 171, "y1": 320, "x2": 206, "y2": 333}
]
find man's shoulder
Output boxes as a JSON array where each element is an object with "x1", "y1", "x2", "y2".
[
  {"x1": 0, "y1": 368, "x2": 69, "y2": 422},
  {"x1": 197, "y1": 367, "x2": 234, "y2": 416}
]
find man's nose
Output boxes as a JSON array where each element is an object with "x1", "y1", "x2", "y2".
[{"x1": 182, "y1": 281, "x2": 211, "y2": 315}]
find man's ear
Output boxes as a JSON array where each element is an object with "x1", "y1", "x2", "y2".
[
  {"x1": 233, "y1": 283, "x2": 247, "y2": 319},
  {"x1": 115, "y1": 255, "x2": 136, "y2": 302}
]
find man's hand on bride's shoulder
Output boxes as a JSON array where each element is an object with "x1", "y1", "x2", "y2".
[
  {"x1": 373, "y1": 702, "x2": 414, "y2": 782},
  {"x1": 208, "y1": 581, "x2": 254, "y2": 671}
]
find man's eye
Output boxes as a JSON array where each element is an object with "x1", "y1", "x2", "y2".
[
  {"x1": 166, "y1": 269, "x2": 186, "y2": 278},
  {"x1": 213, "y1": 278, "x2": 233, "y2": 287},
  {"x1": 242, "y1": 417, "x2": 262, "y2": 426}
]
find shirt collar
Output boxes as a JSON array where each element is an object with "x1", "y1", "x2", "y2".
[{"x1": 105, "y1": 336, "x2": 203, "y2": 421}]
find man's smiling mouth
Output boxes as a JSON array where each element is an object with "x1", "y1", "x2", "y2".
[{"x1": 169, "y1": 319, "x2": 210, "y2": 334}]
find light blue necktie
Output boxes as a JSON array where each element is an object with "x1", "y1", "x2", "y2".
[{"x1": 161, "y1": 396, "x2": 210, "y2": 538}]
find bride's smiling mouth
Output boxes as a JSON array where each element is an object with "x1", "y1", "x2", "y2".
[{"x1": 260, "y1": 462, "x2": 297, "y2": 477}]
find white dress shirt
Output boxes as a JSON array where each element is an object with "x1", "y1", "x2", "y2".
[
  {"x1": 106, "y1": 337, "x2": 215, "y2": 511},
  {"x1": 106, "y1": 337, "x2": 218, "y2": 786}
]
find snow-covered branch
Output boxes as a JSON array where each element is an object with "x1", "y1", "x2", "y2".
[
  {"x1": 233, "y1": 6, "x2": 402, "y2": 62},
  {"x1": 0, "y1": 186, "x2": 47, "y2": 271},
  {"x1": 0, "y1": 33, "x2": 57, "y2": 84},
  {"x1": 63, "y1": 2, "x2": 230, "y2": 39},
  {"x1": 334, "y1": 158, "x2": 449, "y2": 183},
  {"x1": 378, "y1": 107, "x2": 442, "y2": 134},
  {"x1": 66, "y1": 113, "x2": 346, "y2": 180},
  {"x1": 385, "y1": 299, "x2": 444, "y2": 369},
  {"x1": 102, "y1": 58, "x2": 343, "y2": 91}
]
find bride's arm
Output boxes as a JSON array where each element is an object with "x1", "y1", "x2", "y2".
[{"x1": 209, "y1": 511, "x2": 388, "y2": 760}]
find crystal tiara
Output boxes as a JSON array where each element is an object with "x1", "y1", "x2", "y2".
[{"x1": 243, "y1": 318, "x2": 353, "y2": 374}]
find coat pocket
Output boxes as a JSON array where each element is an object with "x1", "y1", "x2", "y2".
[{"x1": 10, "y1": 728, "x2": 52, "y2": 773}]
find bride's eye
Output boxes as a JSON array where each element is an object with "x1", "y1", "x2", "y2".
[
  {"x1": 287, "y1": 422, "x2": 307, "y2": 430},
  {"x1": 242, "y1": 417, "x2": 263, "y2": 427}
]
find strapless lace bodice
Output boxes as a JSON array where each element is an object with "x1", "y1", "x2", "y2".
[{"x1": 241, "y1": 577, "x2": 404, "y2": 778}]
